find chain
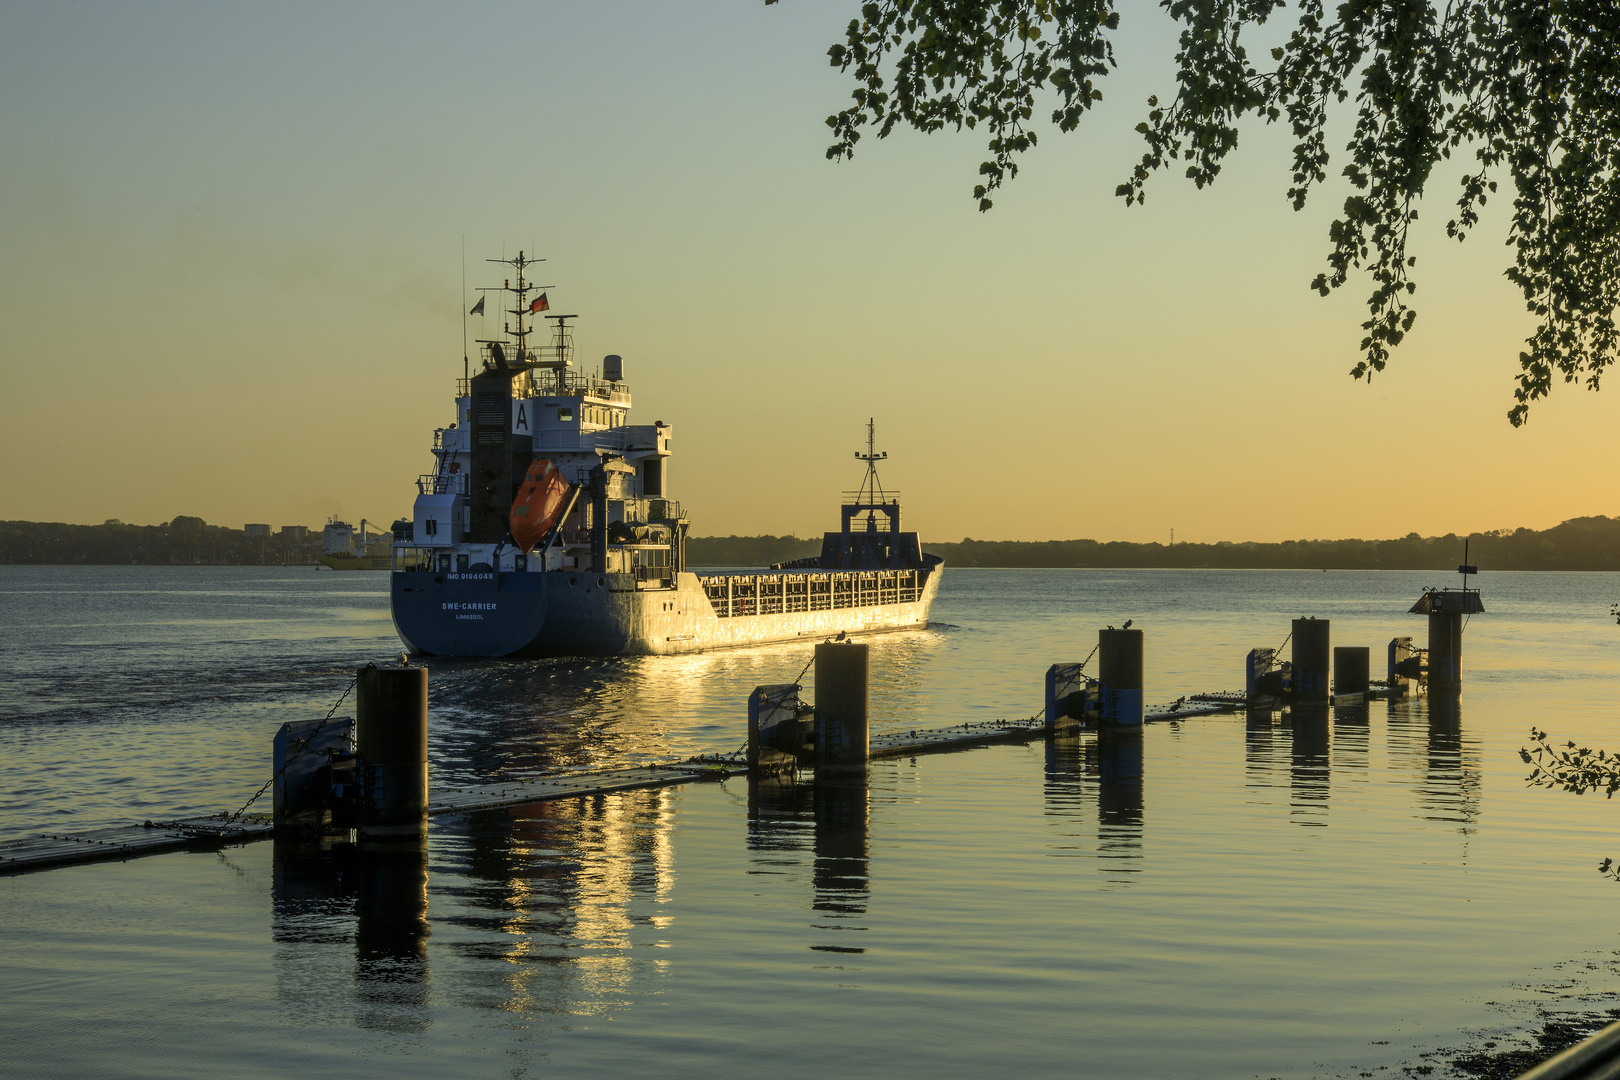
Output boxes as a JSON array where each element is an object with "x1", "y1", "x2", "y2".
[
  {"x1": 228, "y1": 675, "x2": 358, "y2": 822},
  {"x1": 791, "y1": 635, "x2": 841, "y2": 688}
]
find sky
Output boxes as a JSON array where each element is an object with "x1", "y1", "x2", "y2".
[{"x1": 3, "y1": 1, "x2": 1617, "y2": 545}]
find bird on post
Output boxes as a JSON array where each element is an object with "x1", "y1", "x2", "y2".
[{"x1": 1122, "y1": 620, "x2": 1133, "y2": 630}]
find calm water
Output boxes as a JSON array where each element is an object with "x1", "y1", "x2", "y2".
[{"x1": 3, "y1": 566, "x2": 1620, "y2": 1078}]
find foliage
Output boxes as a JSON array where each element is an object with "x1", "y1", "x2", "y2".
[
  {"x1": 780, "y1": 0, "x2": 1620, "y2": 423},
  {"x1": 0, "y1": 519, "x2": 320, "y2": 565},
  {"x1": 1522, "y1": 726, "x2": 1620, "y2": 880},
  {"x1": 926, "y1": 516, "x2": 1620, "y2": 569},
  {"x1": 1522, "y1": 726, "x2": 1620, "y2": 799},
  {"x1": 685, "y1": 534, "x2": 822, "y2": 567}
]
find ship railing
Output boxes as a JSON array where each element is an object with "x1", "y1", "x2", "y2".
[
  {"x1": 516, "y1": 370, "x2": 627, "y2": 401},
  {"x1": 531, "y1": 428, "x2": 663, "y2": 456},
  {"x1": 417, "y1": 473, "x2": 469, "y2": 496},
  {"x1": 697, "y1": 568, "x2": 920, "y2": 618}
]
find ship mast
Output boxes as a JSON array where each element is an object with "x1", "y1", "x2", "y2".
[
  {"x1": 481, "y1": 250, "x2": 554, "y2": 384},
  {"x1": 854, "y1": 417, "x2": 889, "y2": 529}
]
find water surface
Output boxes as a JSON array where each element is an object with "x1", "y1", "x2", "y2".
[{"x1": 3, "y1": 566, "x2": 1620, "y2": 1078}]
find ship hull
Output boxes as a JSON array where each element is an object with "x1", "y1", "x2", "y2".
[{"x1": 390, "y1": 561, "x2": 943, "y2": 658}]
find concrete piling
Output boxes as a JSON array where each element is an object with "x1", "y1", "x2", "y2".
[
  {"x1": 1290, "y1": 618, "x2": 1331, "y2": 703},
  {"x1": 1428, "y1": 610, "x2": 1464, "y2": 691},
  {"x1": 814, "y1": 642, "x2": 869, "y2": 772},
  {"x1": 1097, "y1": 628, "x2": 1144, "y2": 727},
  {"x1": 1408, "y1": 589, "x2": 1483, "y2": 690},
  {"x1": 1333, "y1": 647, "x2": 1370, "y2": 697},
  {"x1": 356, "y1": 663, "x2": 429, "y2": 838}
]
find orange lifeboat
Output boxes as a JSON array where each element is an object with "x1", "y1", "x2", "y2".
[{"x1": 509, "y1": 459, "x2": 572, "y2": 553}]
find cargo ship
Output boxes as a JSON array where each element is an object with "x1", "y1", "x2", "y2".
[
  {"x1": 388, "y1": 251, "x2": 942, "y2": 657},
  {"x1": 316, "y1": 520, "x2": 400, "y2": 570}
]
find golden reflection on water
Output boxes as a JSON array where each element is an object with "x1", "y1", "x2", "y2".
[
  {"x1": 262, "y1": 687, "x2": 1502, "y2": 1046},
  {"x1": 464, "y1": 789, "x2": 677, "y2": 1019}
]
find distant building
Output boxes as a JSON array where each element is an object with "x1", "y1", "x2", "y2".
[
  {"x1": 244, "y1": 524, "x2": 271, "y2": 538},
  {"x1": 280, "y1": 526, "x2": 308, "y2": 541}
]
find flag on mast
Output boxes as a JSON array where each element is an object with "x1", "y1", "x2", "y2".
[
  {"x1": 469, "y1": 296, "x2": 485, "y2": 316},
  {"x1": 529, "y1": 293, "x2": 549, "y2": 314}
]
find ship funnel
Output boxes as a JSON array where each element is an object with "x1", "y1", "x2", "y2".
[{"x1": 603, "y1": 354, "x2": 623, "y2": 382}]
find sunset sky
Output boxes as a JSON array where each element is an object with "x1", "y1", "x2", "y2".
[{"x1": 4, "y1": 1, "x2": 1617, "y2": 544}]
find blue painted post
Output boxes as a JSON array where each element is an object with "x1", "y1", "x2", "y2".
[{"x1": 1097, "y1": 629, "x2": 1144, "y2": 727}]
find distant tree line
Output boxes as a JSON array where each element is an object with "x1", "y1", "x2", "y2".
[
  {"x1": 685, "y1": 534, "x2": 823, "y2": 567},
  {"x1": 0, "y1": 517, "x2": 322, "y2": 565},
  {"x1": 690, "y1": 517, "x2": 1620, "y2": 571},
  {"x1": 5, "y1": 516, "x2": 1619, "y2": 570}
]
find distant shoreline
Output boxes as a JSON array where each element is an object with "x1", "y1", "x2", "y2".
[
  {"x1": 4, "y1": 516, "x2": 1619, "y2": 571},
  {"x1": 686, "y1": 518, "x2": 1620, "y2": 572}
]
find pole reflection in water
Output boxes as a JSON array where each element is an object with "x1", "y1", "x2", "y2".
[
  {"x1": 354, "y1": 838, "x2": 433, "y2": 1032},
  {"x1": 1332, "y1": 702, "x2": 1371, "y2": 783},
  {"x1": 746, "y1": 774, "x2": 813, "y2": 870},
  {"x1": 1384, "y1": 694, "x2": 1481, "y2": 832},
  {"x1": 1245, "y1": 707, "x2": 1284, "y2": 802},
  {"x1": 1097, "y1": 728, "x2": 1144, "y2": 876},
  {"x1": 272, "y1": 838, "x2": 360, "y2": 1021},
  {"x1": 270, "y1": 837, "x2": 432, "y2": 1032},
  {"x1": 1288, "y1": 706, "x2": 1331, "y2": 827},
  {"x1": 1042, "y1": 733, "x2": 1086, "y2": 814},
  {"x1": 1423, "y1": 693, "x2": 1480, "y2": 833},
  {"x1": 810, "y1": 774, "x2": 870, "y2": 952}
]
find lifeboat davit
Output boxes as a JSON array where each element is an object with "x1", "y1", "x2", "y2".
[{"x1": 509, "y1": 459, "x2": 572, "y2": 553}]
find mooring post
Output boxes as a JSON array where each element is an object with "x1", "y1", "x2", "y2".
[
  {"x1": 1428, "y1": 610, "x2": 1464, "y2": 691},
  {"x1": 1290, "y1": 618, "x2": 1331, "y2": 703},
  {"x1": 814, "y1": 642, "x2": 869, "y2": 772},
  {"x1": 356, "y1": 663, "x2": 429, "y2": 838},
  {"x1": 1045, "y1": 662, "x2": 1088, "y2": 731},
  {"x1": 1097, "y1": 628, "x2": 1144, "y2": 727},
  {"x1": 1333, "y1": 646, "x2": 1370, "y2": 698},
  {"x1": 1409, "y1": 587, "x2": 1483, "y2": 691}
]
